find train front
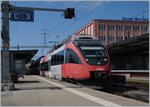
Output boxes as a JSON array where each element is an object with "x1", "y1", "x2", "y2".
[{"x1": 73, "y1": 39, "x2": 111, "y2": 81}]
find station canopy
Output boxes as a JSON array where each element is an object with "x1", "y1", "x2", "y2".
[
  {"x1": 10, "y1": 50, "x2": 38, "y2": 63},
  {"x1": 107, "y1": 33, "x2": 149, "y2": 54}
]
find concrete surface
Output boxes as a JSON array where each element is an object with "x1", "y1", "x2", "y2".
[
  {"x1": 1, "y1": 75, "x2": 149, "y2": 106},
  {"x1": 1, "y1": 82, "x2": 15, "y2": 91}
]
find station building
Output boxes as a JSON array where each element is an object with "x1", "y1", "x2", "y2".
[
  {"x1": 65, "y1": 19, "x2": 149, "y2": 78},
  {"x1": 73, "y1": 19, "x2": 148, "y2": 45}
]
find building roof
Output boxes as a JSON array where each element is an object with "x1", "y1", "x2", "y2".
[{"x1": 93, "y1": 19, "x2": 149, "y2": 24}]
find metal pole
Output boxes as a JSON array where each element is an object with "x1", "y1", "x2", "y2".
[
  {"x1": 41, "y1": 29, "x2": 48, "y2": 55},
  {"x1": 10, "y1": 5, "x2": 65, "y2": 12},
  {"x1": 1, "y1": 1, "x2": 10, "y2": 81}
]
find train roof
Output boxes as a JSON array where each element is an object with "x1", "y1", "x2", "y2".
[
  {"x1": 48, "y1": 35, "x2": 95, "y2": 51},
  {"x1": 71, "y1": 35, "x2": 98, "y2": 41},
  {"x1": 73, "y1": 40, "x2": 104, "y2": 46},
  {"x1": 48, "y1": 35, "x2": 102, "y2": 54}
]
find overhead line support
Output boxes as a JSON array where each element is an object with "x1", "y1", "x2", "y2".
[{"x1": 9, "y1": 5, "x2": 65, "y2": 12}]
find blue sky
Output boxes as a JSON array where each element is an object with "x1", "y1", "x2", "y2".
[{"x1": 3, "y1": 0, "x2": 149, "y2": 58}]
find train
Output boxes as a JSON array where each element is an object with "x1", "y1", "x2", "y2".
[{"x1": 39, "y1": 35, "x2": 111, "y2": 81}]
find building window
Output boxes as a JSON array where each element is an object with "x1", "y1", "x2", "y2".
[
  {"x1": 141, "y1": 26, "x2": 148, "y2": 31},
  {"x1": 108, "y1": 25, "x2": 114, "y2": 30},
  {"x1": 133, "y1": 26, "x2": 139, "y2": 31},
  {"x1": 99, "y1": 24, "x2": 105, "y2": 30},
  {"x1": 99, "y1": 36, "x2": 106, "y2": 42},
  {"x1": 116, "y1": 25, "x2": 123, "y2": 30},
  {"x1": 125, "y1": 25, "x2": 131, "y2": 31},
  {"x1": 108, "y1": 36, "x2": 114, "y2": 43},
  {"x1": 116, "y1": 36, "x2": 123, "y2": 41}
]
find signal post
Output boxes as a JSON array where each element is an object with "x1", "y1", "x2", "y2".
[{"x1": 1, "y1": 1, "x2": 75, "y2": 83}]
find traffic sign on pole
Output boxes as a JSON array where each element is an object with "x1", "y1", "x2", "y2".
[{"x1": 10, "y1": 10, "x2": 34, "y2": 22}]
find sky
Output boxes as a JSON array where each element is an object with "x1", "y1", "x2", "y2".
[{"x1": 1, "y1": 0, "x2": 149, "y2": 59}]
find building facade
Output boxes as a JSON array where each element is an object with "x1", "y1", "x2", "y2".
[
  {"x1": 70, "y1": 19, "x2": 149, "y2": 72},
  {"x1": 74, "y1": 19, "x2": 149, "y2": 45}
]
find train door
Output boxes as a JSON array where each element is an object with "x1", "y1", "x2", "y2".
[
  {"x1": 51, "y1": 55, "x2": 62, "y2": 80},
  {"x1": 63, "y1": 48, "x2": 82, "y2": 79},
  {"x1": 63, "y1": 49, "x2": 72, "y2": 78},
  {"x1": 48, "y1": 60, "x2": 51, "y2": 78},
  {"x1": 44, "y1": 61, "x2": 49, "y2": 77},
  {"x1": 40, "y1": 63, "x2": 45, "y2": 76}
]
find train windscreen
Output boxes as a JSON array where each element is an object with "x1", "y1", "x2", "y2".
[{"x1": 74, "y1": 40, "x2": 108, "y2": 65}]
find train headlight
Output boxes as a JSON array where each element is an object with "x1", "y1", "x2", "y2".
[
  {"x1": 85, "y1": 59, "x2": 88, "y2": 61},
  {"x1": 104, "y1": 58, "x2": 107, "y2": 61}
]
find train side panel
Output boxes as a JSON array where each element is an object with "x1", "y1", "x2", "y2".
[
  {"x1": 51, "y1": 65, "x2": 62, "y2": 80},
  {"x1": 61, "y1": 64, "x2": 89, "y2": 80},
  {"x1": 61, "y1": 64, "x2": 110, "y2": 80}
]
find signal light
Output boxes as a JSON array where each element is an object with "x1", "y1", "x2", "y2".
[{"x1": 64, "y1": 8, "x2": 75, "y2": 19}]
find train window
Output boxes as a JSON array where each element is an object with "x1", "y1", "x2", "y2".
[
  {"x1": 48, "y1": 60, "x2": 51, "y2": 70},
  {"x1": 45, "y1": 62, "x2": 48, "y2": 71},
  {"x1": 51, "y1": 50, "x2": 64, "y2": 65},
  {"x1": 58, "y1": 51, "x2": 64, "y2": 64},
  {"x1": 65, "y1": 48, "x2": 81, "y2": 64},
  {"x1": 56, "y1": 55, "x2": 59, "y2": 65},
  {"x1": 40, "y1": 62, "x2": 49, "y2": 71},
  {"x1": 79, "y1": 46, "x2": 108, "y2": 65},
  {"x1": 59, "y1": 55, "x2": 64, "y2": 64},
  {"x1": 51, "y1": 55, "x2": 56, "y2": 65}
]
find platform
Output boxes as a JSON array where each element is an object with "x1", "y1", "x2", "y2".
[{"x1": 1, "y1": 75, "x2": 149, "y2": 106}]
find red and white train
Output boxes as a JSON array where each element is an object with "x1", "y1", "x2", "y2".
[{"x1": 40, "y1": 35, "x2": 111, "y2": 81}]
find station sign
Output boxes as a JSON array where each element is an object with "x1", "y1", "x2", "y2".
[
  {"x1": 122, "y1": 17, "x2": 148, "y2": 21},
  {"x1": 10, "y1": 10, "x2": 34, "y2": 22}
]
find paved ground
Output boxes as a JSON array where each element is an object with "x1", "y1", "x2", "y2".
[{"x1": 1, "y1": 75, "x2": 149, "y2": 106}]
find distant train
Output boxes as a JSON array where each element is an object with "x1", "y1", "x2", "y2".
[{"x1": 40, "y1": 35, "x2": 111, "y2": 81}]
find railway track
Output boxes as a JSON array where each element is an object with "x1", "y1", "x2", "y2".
[
  {"x1": 64, "y1": 79, "x2": 149, "y2": 103},
  {"x1": 109, "y1": 83, "x2": 149, "y2": 103}
]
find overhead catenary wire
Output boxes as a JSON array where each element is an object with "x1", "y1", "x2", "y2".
[
  {"x1": 11, "y1": 1, "x2": 149, "y2": 59},
  {"x1": 101, "y1": 2, "x2": 138, "y2": 19},
  {"x1": 55, "y1": 1, "x2": 98, "y2": 39},
  {"x1": 46, "y1": 1, "x2": 93, "y2": 40},
  {"x1": 108, "y1": 2, "x2": 148, "y2": 19},
  {"x1": 34, "y1": 2, "x2": 93, "y2": 58},
  {"x1": 132, "y1": 9, "x2": 149, "y2": 18},
  {"x1": 56, "y1": 1, "x2": 148, "y2": 40}
]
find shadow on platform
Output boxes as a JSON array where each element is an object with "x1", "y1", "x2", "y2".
[
  {"x1": 16, "y1": 80, "x2": 41, "y2": 84},
  {"x1": 15, "y1": 86, "x2": 63, "y2": 91}
]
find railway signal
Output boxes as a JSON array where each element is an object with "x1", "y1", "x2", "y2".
[
  {"x1": 9, "y1": 5, "x2": 75, "y2": 20},
  {"x1": 64, "y1": 8, "x2": 75, "y2": 19}
]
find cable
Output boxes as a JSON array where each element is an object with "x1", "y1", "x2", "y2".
[
  {"x1": 55, "y1": 1, "x2": 98, "y2": 39},
  {"x1": 133, "y1": 9, "x2": 149, "y2": 18},
  {"x1": 108, "y1": 2, "x2": 148, "y2": 19},
  {"x1": 55, "y1": 1, "x2": 149, "y2": 43},
  {"x1": 102, "y1": 2, "x2": 138, "y2": 19},
  {"x1": 46, "y1": 1, "x2": 91, "y2": 40}
]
